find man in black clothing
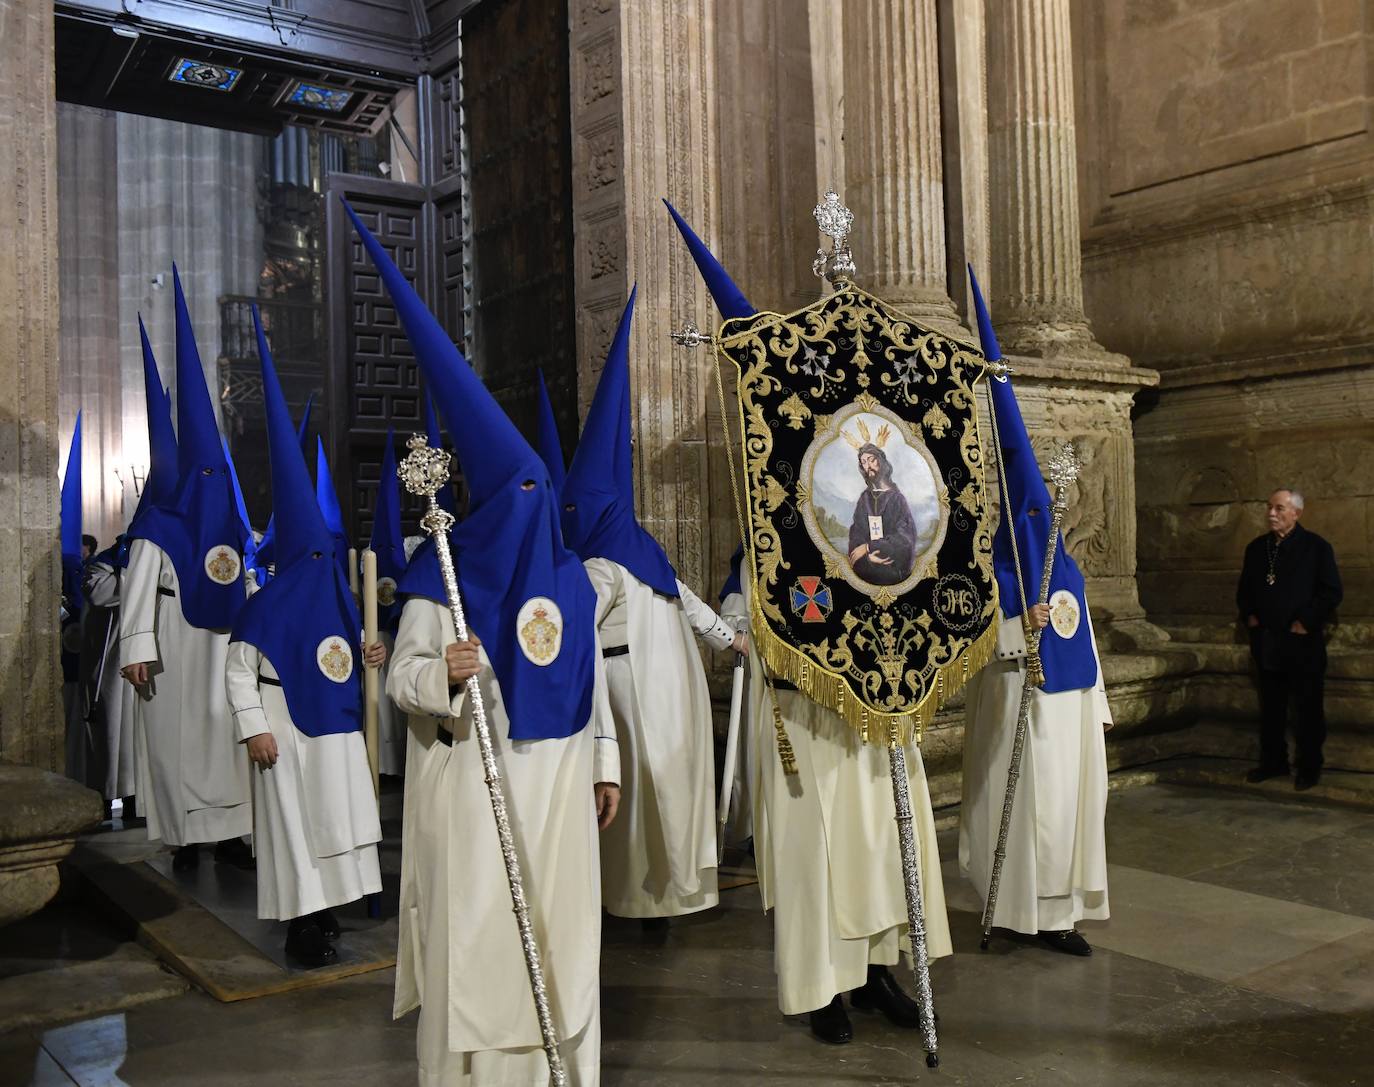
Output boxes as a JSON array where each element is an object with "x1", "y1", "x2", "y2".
[{"x1": 1236, "y1": 489, "x2": 1343, "y2": 790}]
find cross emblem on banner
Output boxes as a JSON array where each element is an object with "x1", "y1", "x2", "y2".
[{"x1": 789, "y1": 577, "x2": 833, "y2": 623}]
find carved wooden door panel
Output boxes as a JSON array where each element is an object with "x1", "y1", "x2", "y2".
[
  {"x1": 325, "y1": 179, "x2": 432, "y2": 542},
  {"x1": 458, "y1": 0, "x2": 577, "y2": 454}
]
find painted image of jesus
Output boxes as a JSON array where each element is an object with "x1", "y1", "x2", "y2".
[{"x1": 846, "y1": 435, "x2": 917, "y2": 584}]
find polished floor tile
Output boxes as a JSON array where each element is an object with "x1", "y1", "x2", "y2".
[{"x1": 4, "y1": 783, "x2": 1373, "y2": 1086}]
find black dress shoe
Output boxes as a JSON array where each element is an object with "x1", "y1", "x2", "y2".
[
  {"x1": 285, "y1": 919, "x2": 338, "y2": 969},
  {"x1": 1038, "y1": 929, "x2": 1092, "y2": 956},
  {"x1": 213, "y1": 838, "x2": 256, "y2": 871},
  {"x1": 1294, "y1": 770, "x2": 1321, "y2": 791},
  {"x1": 1246, "y1": 766, "x2": 1289, "y2": 784},
  {"x1": 313, "y1": 908, "x2": 341, "y2": 940},
  {"x1": 171, "y1": 844, "x2": 200, "y2": 872},
  {"x1": 808, "y1": 995, "x2": 852, "y2": 1045},
  {"x1": 849, "y1": 965, "x2": 923, "y2": 1029}
]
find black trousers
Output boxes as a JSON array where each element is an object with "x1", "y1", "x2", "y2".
[{"x1": 1256, "y1": 667, "x2": 1327, "y2": 774}]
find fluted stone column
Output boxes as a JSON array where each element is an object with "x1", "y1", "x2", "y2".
[
  {"x1": 116, "y1": 113, "x2": 263, "y2": 444},
  {"x1": 58, "y1": 105, "x2": 126, "y2": 546},
  {"x1": 0, "y1": 0, "x2": 62, "y2": 770},
  {"x1": 569, "y1": 0, "x2": 723, "y2": 596},
  {"x1": 841, "y1": 0, "x2": 961, "y2": 334},
  {"x1": 986, "y1": 0, "x2": 1109, "y2": 359},
  {"x1": 985, "y1": 0, "x2": 1158, "y2": 627}
]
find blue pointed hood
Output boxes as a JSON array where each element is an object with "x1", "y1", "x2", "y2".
[
  {"x1": 223, "y1": 437, "x2": 260, "y2": 580},
  {"x1": 664, "y1": 200, "x2": 754, "y2": 319},
  {"x1": 254, "y1": 394, "x2": 313, "y2": 573},
  {"x1": 346, "y1": 198, "x2": 596, "y2": 743},
  {"x1": 60, "y1": 413, "x2": 84, "y2": 611},
  {"x1": 970, "y1": 268, "x2": 1097, "y2": 693},
  {"x1": 297, "y1": 393, "x2": 313, "y2": 454},
  {"x1": 421, "y1": 387, "x2": 459, "y2": 516},
  {"x1": 560, "y1": 289, "x2": 678, "y2": 597},
  {"x1": 315, "y1": 437, "x2": 351, "y2": 573},
  {"x1": 535, "y1": 370, "x2": 566, "y2": 494},
  {"x1": 231, "y1": 305, "x2": 362, "y2": 738},
  {"x1": 370, "y1": 428, "x2": 407, "y2": 634},
  {"x1": 138, "y1": 319, "x2": 179, "y2": 509},
  {"x1": 127, "y1": 267, "x2": 247, "y2": 629},
  {"x1": 119, "y1": 319, "x2": 179, "y2": 568}
]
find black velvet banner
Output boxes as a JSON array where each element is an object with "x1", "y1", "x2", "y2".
[{"x1": 717, "y1": 286, "x2": 999, "y2": 742}]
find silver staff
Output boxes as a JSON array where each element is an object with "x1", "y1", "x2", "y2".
[
  {"x1": 398, "y1": 434, "x2": 568, "y2": 1086},
  {"x1": 889, "y1": 737, "x2": 940, "y2": 1068},
  {"x1": 818, "y1": 188, "x2": 940, "y2": 1066},
  {"x1": 980, "y1": 442, "x2": 1081, "y2": 951}
]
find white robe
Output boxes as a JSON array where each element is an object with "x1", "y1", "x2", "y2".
[
  {"x1": 584, "y1": 559, "x2": 733, "y2": 919},
  {"x1": 224, "y1": 643, "x2": 383, "y2": 920},
  {"x1": 376, "y1": 632, "x2": 406, "y2": 777},
  {"x1": 387, "y1": 597, "x2": 619, "y2": 1087},
  {"x1": 118, "y1": 539, "x2": 252, "y2": 847},
  {"x1": 85, "y1": 562, "x2": 137, "y2": 801},
  {"x1": 959, "y1": 608, "x2": 1111, "y2": 935},
  {"x1": 743, "y1": 580, "x2": 952, "y2": 1016}
]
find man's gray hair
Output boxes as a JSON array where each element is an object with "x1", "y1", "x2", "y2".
[{"x1": 1275, "y1": 488, "x2": 1305, "y2": 510}]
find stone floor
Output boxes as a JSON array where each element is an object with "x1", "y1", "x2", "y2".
[{"x1": 5, "y1": 780, "x2": 1374, "y2": 1086}]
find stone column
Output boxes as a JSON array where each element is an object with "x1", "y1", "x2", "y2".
[
  {"x1": 841, "y1": 0, "x2": 962, "y2": 334},
  {"x1": 116, "y1": 114, "x2": 264, "y2": 445},
  {"x1": 0, "y1": 0, "x2": 62, "y2": 770},
  {"x1": 984, "y1": 0, "x2": 1158, "y2": 628},
  {"x1": 986, "y1": 0, "x2": 1108, "y2": 359},
  {"x1": 569, "y1": 0, "x2": 721, "y2": 596},
  {"x1": 58, "y1": 105, "x2": 127, "y2": 545}
]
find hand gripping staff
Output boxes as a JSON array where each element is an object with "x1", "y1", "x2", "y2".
[{"x1": 397, "y1": 434, "x2": 569, "y2": 1086}]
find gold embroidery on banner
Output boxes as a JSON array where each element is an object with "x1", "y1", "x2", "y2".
[{"x1": 715, "y1": 284, "x2": 999, "y2": 745}]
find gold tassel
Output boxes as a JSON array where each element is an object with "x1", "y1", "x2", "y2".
[
  {"x1": 771, "y1": 701, "x2": 798, "y2": 775},
  {"x1": 1025, "y1": 650, "x2": 1045, "y2": 689}
]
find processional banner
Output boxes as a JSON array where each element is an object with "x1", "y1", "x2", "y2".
[{"x1": 716, "y1": 284, "x2": 998, "y2": 743}]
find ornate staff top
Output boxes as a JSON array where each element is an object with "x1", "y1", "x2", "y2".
[
  {"x1": 398, "y1": 433, "x2": 456, "y2": 535},
  {"x1": 812, "y1": 189, "x2": 857, "y2": 287},
  {"x1": 1046, "y1": 441, "x2": 1082, "y2": 498}
]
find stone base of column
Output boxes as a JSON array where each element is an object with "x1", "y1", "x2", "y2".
[
  {"x1": 992, "y1": 353, "x2": 1164, "y2": 649},
  {"x1": 999, "y1": 318, "x2": 1134, "y2": 369}
]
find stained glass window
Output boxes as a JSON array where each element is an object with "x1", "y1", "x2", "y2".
[
  {"x1": 168, "y1": 58, "x2": 242, "y2": 92},
  {"x1": 287, "y1": 83, "x2": 354, "y2": 113}
]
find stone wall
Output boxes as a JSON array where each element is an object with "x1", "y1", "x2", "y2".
[
  {"x1": 0, "y1": 0, "x2": 63, "y2": 771},
  {"x1": 1076, "y1": 0, "x2": 1374, "y2": 752}
]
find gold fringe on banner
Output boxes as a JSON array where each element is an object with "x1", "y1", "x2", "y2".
[{"x1": 751, "y1": 607, "x2": 999, "y2": 748}]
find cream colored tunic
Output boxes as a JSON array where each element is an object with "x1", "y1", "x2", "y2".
[
  {"x1": 584, "y1": 559, "x2": 733, "y2": 919},
  {"x1": 375, "y1": 632, "x2": 406, "y2": 777},
  {"x1": 224, "y1": 643, "x2": 382, "y2": 920},
  {"x1": 118, "y1": 539, "x2": 251, "y2": 846},
  {"x1": 743, "y1": 580, "x2": 952, "y2": 1016},
  {"x1": 959, "y1": 607, "x2": 1111, "y2": 935},
  {"x1": 85, "y1": 561, "x2": 137, "y2": 800},
  {"x1": 387, "y1": 597, "x2": 619, "y2": 1087}
]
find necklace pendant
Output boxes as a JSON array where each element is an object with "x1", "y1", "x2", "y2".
[{"x1": 1266, "y1": 573, "x2": 1276, "y2": 586}]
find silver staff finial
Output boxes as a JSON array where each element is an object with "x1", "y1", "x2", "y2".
[
  {"x1": 1046, "y1": 442, "x2": 1081, "y2": 494},
  {"x1": 669, "y1": 321, "x2": 716, "y2": 350},
  {"x1": 812, "y1": 189, "x2": 856, "y2": 286}
]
